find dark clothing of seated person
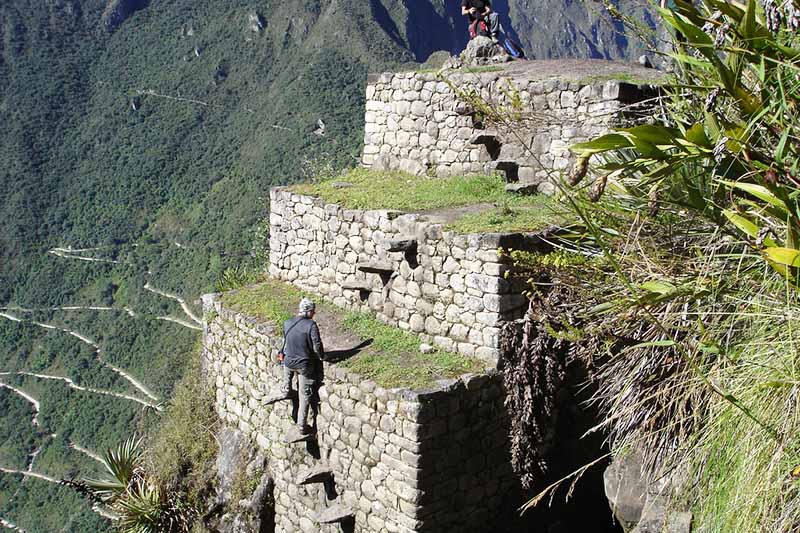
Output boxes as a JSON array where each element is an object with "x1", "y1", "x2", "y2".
[
  {"x1": 461, "y1": 0, "x2": 501, "y2": 41},
  {"x1": 281, "y1": 297, "x2": 325, "y2": 435}
]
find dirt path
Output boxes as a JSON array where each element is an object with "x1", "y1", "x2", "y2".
[
  {"x1": 311, "y1": 307, "x2": 366, "y2": 355},
  {"x1": 0, "y1": 516, "x2": 26, "y2": 532},
  {"x1": 0, "y1": 382, "x2": 40, "y2": 427},
  {"x1": 69, "y1": 442, "x2": 103, "y2": 464},
  {"x1": 0, "y1": 312, "x2": 22, "y2": 323},
  {"x1": 0, "y1": 467, "x2": 59, "y2": 484},
  {"x1": 0, "y1": 371, "x2": 161, "y2": 411},
  {"x1": 144, "y1": 282, "x2": 203, "y2": 326},
  {"x1": 1, "y1": 306, "x2": 138, "y2": 318},
  {"x1": 156, "y1": 315, "x2": 202, "y2": 331},
  {"x1": 0, "y1": 315, "x2": 160, "y2": 403},
  {"x1": 48, "y1": 249, "x2": 121, "y2": 264}
]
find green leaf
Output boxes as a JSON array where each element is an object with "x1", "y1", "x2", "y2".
[
  {"x1": 571, "y1": 134, "x2": 633, "y2": 155},
  {"x1": 763, "y1": 247, "x2": 800, "y2": 266},
  {"x1": 685, "y1": 123, "x2": 712, "y2": 148},
  {"x1": 588, "y1": 302, "x2": 615, "y2": 315},
  {"x1": 622, "y1": 124, "x2": 680, "y2": 146},
  {"x1": 640, "y1": 281, "x2": 677, "y2": 294},
  {"x1": 719, "y1": 180, "x2": 789, "y2": 213},
  {"x1": 776, "y1": 128, "x2": 790, "y2": 164},
  {"x1": 723, "y1": 209, "x2": 761, "y2": 239}
]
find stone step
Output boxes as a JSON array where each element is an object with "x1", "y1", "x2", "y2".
[
  {"x1": 342, "y1": 280, "x2": 373, "y2": 291},
  {"x1": 263, "y1": 392, "x2": 294, "y2": 405},
  {"x1": 313, "y1": 504, "x2": 355, "y2": 525},
  {"x1": 284, "y1": 427, "x2": 316, "y2": 444},
  {"x1": 297, "y1": 464, "x2": 333, "y2": 485},
  {"x1": 382, "y1": 237, "x2": 417, "y2": 253},
  {"x1": 357, "y1": 261, "x2": 394, "y2": 274}
]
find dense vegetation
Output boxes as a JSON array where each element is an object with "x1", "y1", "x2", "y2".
[
  {"x1": 500, "y1": 0, "x2": 800, "y2": 529},
  {"x1": 0, "y1": 0, "x2": 418, "y2": 528}
]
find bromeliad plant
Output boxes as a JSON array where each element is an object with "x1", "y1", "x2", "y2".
[
  {"x1": 82, "y1": 435, "x2": 195, "y2": 533},
  {"x1": 570, "y1": 0, "x2": 800, "y2": 282}
]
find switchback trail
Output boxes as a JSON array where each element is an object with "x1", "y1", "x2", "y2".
[
  {"x1": 1, "y1": 305, "x2": 137, "y2": 318},
  {"x1": 0, "y1": 382, "x2": 40, "y2": 427},
  {"x1": 156, "y1": 315, "x2": 203, "y2": 331},
  {"x1": 0, "y1": 312, "x2": 159, "y2": 403},
  {"x1": 144, "y1": 282, "x2": 203, "y2": 326},
  {"x1": 0, "y1": 371, "x2": 161, "y2": 411}
]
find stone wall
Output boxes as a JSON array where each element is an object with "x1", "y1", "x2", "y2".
[
  {"x1": 361, "y1": 60, "x2": 663, "y2": 193},
  {"x1": 202, "y1": 293, "x2": 516, "y2": 533},
  {"x1": 268, "y1": 188, "x2": 547, "y2": 363}
]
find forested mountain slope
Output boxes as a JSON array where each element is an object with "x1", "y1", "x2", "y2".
[{"x1": 0, "y1": 0, "x2": 651, "y2": 530}]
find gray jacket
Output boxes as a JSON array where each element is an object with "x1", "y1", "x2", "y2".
[{"x1": 282, "y1": 316, "x2": 324, "y2": 370}]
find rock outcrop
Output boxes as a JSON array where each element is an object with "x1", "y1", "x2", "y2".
[
  {"x1": 209, "y1": 427, "x2": 274, "y2": 533},
  {"x1": 604, "y1": 451, "x2": 692, "y2": 533},
  {"x1": 454, "y1": 36, "x2": 511, "y2": 67},
  {"x1": 100, "y1": 0, "x2": 148, "y2": 32}
]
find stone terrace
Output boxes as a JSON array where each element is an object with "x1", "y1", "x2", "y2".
[
  {"x1": 268, "y1": 187, "x2": 551, "y2": 363},
  {"x1": 202, "y1": 291, "x2": 514, "y2": 533},
  {"x1": 362, "y1": 59, "x2": 665, "y2": 193}
]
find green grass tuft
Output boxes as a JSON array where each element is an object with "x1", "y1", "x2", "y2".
[
  {"x1": 221, "y1": 279, "x2": 304, "y2": 328},
  {"x1": 446, "y1": 198, "x2": 566, "y2": 234},
  {"x1": 339, "y1": 312, "x2": 486, "y2": 389},
  {"x1": 147, "y1": 349, "x2": 219, "y2": 510},
  {"x1": 293, "y1": 168, "x2": 567, "y2": 233},
  {"x1": 220, "y1": 280, "x2": 486, "y2": 390},
  {"x1": 293, "y1": 168, "x2": 508, "y2": 211}
]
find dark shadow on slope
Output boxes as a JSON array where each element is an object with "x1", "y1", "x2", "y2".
[
  {"x1": 369, "y1": 0, "x2": 407, "y2": 52},
  {"x1": 404, "y1": 1, "x2": 461, "y2": 61}
]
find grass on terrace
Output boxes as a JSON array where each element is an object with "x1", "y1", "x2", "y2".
[
  {"x1": 291, "y1": 168, "x2": 568, "y2": 234},
  {"x1": 221, "y1": 279, "x2": 485, "y2": 390}
]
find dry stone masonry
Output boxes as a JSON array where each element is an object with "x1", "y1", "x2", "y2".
[
  {"x1": 202, "y1": 294, "x2": 515, "y2": 533},
  {"x1": 268, "y1": 188, "x2": 548, "y2": 363},
  {"x1": 362, "y1": 60, "x2": 664, "y2": 193},
  {"x1": 204, "y1": 59, "x2": 672, "y2": 532}
]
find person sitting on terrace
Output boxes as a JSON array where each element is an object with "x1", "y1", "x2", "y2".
[{"x1": 461, "y1": 0, "x2": 501, "y2": 42}]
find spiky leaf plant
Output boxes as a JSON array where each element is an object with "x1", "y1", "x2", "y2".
[
  {"x1": 82, "y1": 435, "x2": 195, "y2": 532},
  {"x1": 531, "y1": 0, "x2": 800, "y2": 529}
]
